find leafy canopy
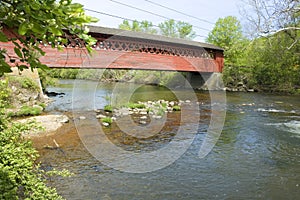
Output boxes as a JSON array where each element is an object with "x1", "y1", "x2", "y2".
[
  {"x1": 206, "y1": 16, "x2": 248, "y2": 66},
  {"x1": 0, "y1": 0, "x2": 98, "y2": 76},
  {"x1": 158, "y1": 19, "x2": 196, "y2": 39},
  {"x1": 118, "y1": 19, "x2": 196, "y2": 40},
  {"x1": 119, "y1": 20, "x2": 157, "y2": 34}
]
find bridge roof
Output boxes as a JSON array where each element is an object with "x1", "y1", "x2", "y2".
[{"x1": 88, "y1": 25, "x2": 223, "y2": 51}]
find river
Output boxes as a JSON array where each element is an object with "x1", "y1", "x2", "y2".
[{"x1": 33, "y1": 79, "x2": 299, "y2": 199}]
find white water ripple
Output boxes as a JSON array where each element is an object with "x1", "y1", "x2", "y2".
[{"x1": 266, "y1": 120, "x2": 300, "y2": 137}]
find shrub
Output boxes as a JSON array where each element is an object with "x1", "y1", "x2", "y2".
[
  {"x1": 0, "y1": 80, "x2": 11, "y2": 108},
  {"x1": 7, "y1": 76, "x2": 39, "y2": 91},
  {"x1": 0, "y1": 112, "x2": 63, "y2": 199}
]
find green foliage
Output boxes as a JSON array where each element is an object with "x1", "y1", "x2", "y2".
[
  {"x1": 101, "y1": 117, "x2": 113, "y2": 125},
  {"x1": 38, "y1": 69, "x2": 58, "y2": 90},
  {"x1": 127, "y1": 103, "x2": 146, "y2": 109},
  {"x1": 0, "y1": 79, "x2": 65, "y2": 199},
  {"x1": 6, "y1": 76, "x2": 39, "y2": 91},
  {"x1": 118, "y1": 19, "x2": 196, "y2": 39},
  {"x1": 0, "y1": 79, "x2": 11, "y2": 108},
  {"x1": 247, "y1": 33, "x2": 300, "y2": 92},
  {"x1": 9, "y1": 105, "x2": 43, "y2": 117},
  {"x1": 206, "y1": 16, "x2": 247, "y2": 66},
  {"x1": 104, "y1": 105, "x2": 113, "y2": 112},
  {"x1": 0, "y1": 119, "x2": 63, "y2": 199},
  {"x1": 39, "y1": 68, "x2": 129, "y2": 82},
  {"x1": 161, "y1": 102, "x2": 167, "y2": 108},
  {"x1": 119, "y1": 20, "x2": 157, "y2": 34},
  {"x1": 158, "y1": 19, "x2": 196, "y2": 39},
  {"x1": 0, "y1": 0, "x2": 98, "y2": 76},
  {"x1": 0, "y1": 102, "x2": 58, "y2": 199},
  {"x1": 132, "y1": 71, "x2": 185, "y2": 87},
  {"x1": 172, "y1": 105, "x2": 181, "y2": 111}
]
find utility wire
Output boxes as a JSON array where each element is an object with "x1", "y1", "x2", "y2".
[
  {"x1": 108, "y1": 0, "x2": 211, "y2": 32},
  {"x1": 144, "y1": 0, "x2": 215, "y2": 25},
  {"x1": 109, "y1": 0, "x2": 170, "y2": 21},
  {"x1": 84, "y1": 8, "x2": 207, "y2": 38}
]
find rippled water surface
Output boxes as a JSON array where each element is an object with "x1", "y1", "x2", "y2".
[{"x1": 34, "y1": 80, "x2": 299, "y2": 199}]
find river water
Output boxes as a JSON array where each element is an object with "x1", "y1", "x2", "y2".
[{"x1": 34, "y1": 79, "x2": 299, "y2": 199}]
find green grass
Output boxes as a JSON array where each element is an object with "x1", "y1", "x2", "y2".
[
  {"x1": 172, "y1": 105, "x2": 181, "y2": 111},
  {"x1": 8, "y1": 105, "x2": 43, "y2": 117},
  {"x1": 104, "y1": 105, "x2": 113, "y2": 112},
  {"x1": 161, "y1": 102, "x2": 167, "y2": 108},
  {"x1": 127, "y1": 103, "x2": 146, "y2": 109},
  {"x1": 101, "y1": 117, "x2": 112, "y2": 124}
]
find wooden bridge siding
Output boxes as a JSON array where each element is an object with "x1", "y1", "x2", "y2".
[
  {"x1": 38, "y1": 47, "x2": 218, "y2": 72},
  {"x1": 1, "y1": 41, "x2": 221, "y2": 72},
  {"x1": 1, "y1": 27, "x2": 224, "y2": 72}
]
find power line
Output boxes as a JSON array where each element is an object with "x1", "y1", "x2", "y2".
[
  {"x1": 84, "y1": 8, "x2": 207, "y2": 38},
  {"x1": 144, "y1": 0, "x2": 215, "y2": 25},
  {"x1": 109, "y1": 0, "x2": 170, "y2": 21},
  {"x1": 108, "y1": 0, "x2": 211, "y2": 32}
]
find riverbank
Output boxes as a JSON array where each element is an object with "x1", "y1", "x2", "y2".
[{"x1": 17, "y1": 113, "x2": 69, "y2": 137}]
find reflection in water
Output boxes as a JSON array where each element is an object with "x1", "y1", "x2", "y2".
[{"x1": 33, "y1": 80, "x2": 300, "y2": 199}]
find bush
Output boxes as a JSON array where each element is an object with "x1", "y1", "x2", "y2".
[
  {"x1": 7, "y1": 76, "x2": 39, "y2": 91},
  {"x1": 0, "y1": 117, "x2": 64, "y2": 199},
  {"x1": 0, "y1": 80, "x2": 11, "y2": 108}
]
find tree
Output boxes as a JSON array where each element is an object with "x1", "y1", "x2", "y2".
[
  {"x1": 158, "y1": 19, "x2": 196, "y2": 39},
  {"x1": 0, "y1": 0, "x2": 98, "y2": 199},
  {"x1": 119, "y1": 20, "x2": 157, "y2": 34},
  {"x1": 206, "y1": 16, "x2": 247, "y2": 66},
  {"x1": 247, "y1": 29, "x2": 300, "y2": 91},
  {"x1": 241, "y1": 0, "x2": 300, "y2": 48},
  {"x1": 0, "y1": 0, "x2": 98, "y2": 76},
  {"x1": 158, "y1": 19, "x2": 177, "y2": 38},
  {"x1": 140, "y1": 20, "x2": 158, "y2": 34}
]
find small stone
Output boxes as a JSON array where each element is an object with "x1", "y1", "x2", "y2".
[
  {"x1": 140, "y1": 116, "x2": 147, "y2": 120},
  {"x1": 11, "y1": 86, "x2": 17, "y2": 92},
  {"x1": 96, "y1": 114, "x2": 106, "y2": 119},
  {"x1": 185, "y1": 100, "x2": 191, "y2": 103},
  {"x1": 140, "y1": 111, "x2": 148, "y2": 115},
  {"x1": 169, "y1": 101, "x2": 175, "y2": 106},
  {"x1": 111, "y1": 117, "x2": 117, "y2": 121},
  {"x1": 33, "y1": 105, "x2": 43, "y2": 111},
  {"x1": 102, "y1": 122, "x2": 110, "y2": 127},
  {"x1": 79, "y1": 116, "x2": 86, "y2": 120},
  {"x1": 152, "y1": 115, "x2": 162, "y2": 119},
  {"x1": 58, "y1": 115, "x2": 69, "y2": 123},
  {"x1": 139, "y1": 121, "x2": 147, "y2": 125},
  {"x1": 95, "y1": 109, "x2": 102, "y2": 113}
]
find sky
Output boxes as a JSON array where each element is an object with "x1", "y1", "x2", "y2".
[{"x1": 73, "y1": 0, "x2": 243, "y2": 42}]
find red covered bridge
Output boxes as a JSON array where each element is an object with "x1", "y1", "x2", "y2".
[{"x1": 1, "y1": 25, "x2": 224, "y2": 73}]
